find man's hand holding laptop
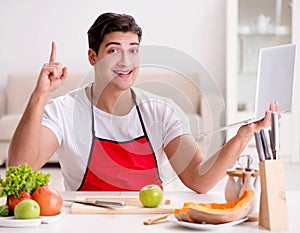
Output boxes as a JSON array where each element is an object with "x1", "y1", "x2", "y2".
[{"x1": 237, "y1": 101, "x2": 280, "y2": 140}]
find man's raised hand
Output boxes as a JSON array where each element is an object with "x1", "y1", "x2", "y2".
[{"x1": 35, "y1": 41, "x2": 68, "y2": 95}]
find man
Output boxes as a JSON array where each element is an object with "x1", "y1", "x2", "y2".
[{"x1": 8, "y1": 12, "x2": 279, "y2": 192}]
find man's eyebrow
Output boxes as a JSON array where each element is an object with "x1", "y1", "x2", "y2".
[
  {"x1": 105, "y1": 42, "x2": 140, "y2": 47},
  {"x1": 105, "y1": 42, "x2": 120, "y2": 47},
  {"x1": 129, "y1": 42, "x2": 140, "y2": 46}
]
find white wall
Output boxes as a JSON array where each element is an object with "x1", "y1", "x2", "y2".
[{"x1": 0, "y1": 0, "x2": 226, "y2": 95}]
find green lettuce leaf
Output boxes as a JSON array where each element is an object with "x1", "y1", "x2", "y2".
[
  {"x1": 0, "y1": 205, "x2": 9, "y2": 216},
  {"x1": 0, "y1": 164, "x2": 51, "y2": 197}
]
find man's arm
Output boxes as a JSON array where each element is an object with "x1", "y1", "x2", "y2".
[
  {"x1": 165, "y1": 102, "x2": 279, "y2": 193},
  {"x1": 8, "y1": 41, "x2": 68, "y2": 171}
]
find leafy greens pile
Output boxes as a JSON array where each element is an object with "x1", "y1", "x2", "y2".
[{"x1": 0, "y1": 163, "x2": 51, "y2": 197}]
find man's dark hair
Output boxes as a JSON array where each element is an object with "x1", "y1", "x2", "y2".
[{"x1": 88, "y1": 12, "x2": 143, "y2": 55}]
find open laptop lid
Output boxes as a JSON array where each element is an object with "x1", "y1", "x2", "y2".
[
  {"x1": 200, "y1": 43, "x2": 296, "y2": 136},
  {"x1": 254, "y1": 43, "x2": 296, "y2": 121}
]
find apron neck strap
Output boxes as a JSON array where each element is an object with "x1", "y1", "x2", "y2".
[
  {"x1": 90, "y1": 83, "x2": 96, "y2": 137},
  {"x1": 130, "y1": 89, "x2": 148, "y2": 136}
]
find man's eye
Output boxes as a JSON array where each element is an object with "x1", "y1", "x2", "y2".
[
  {"x1": 108, "y1": 49, "x2": 120, "y2": 54},
  {"x1": 130, "y1": 48, "x2": 139, "y2": 54}
]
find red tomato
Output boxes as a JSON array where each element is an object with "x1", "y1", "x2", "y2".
[
  {"x1": 32, "y1": 186, "x2": 63, "y2": 216},
  {"x1": 8, "y1": 190, "x2": 32, "y2": 212}
]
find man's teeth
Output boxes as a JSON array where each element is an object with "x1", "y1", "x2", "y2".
[{"x1": 117, "y1": 71, "x2": 131, "y2": 75}]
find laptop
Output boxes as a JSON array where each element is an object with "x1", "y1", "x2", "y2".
[{"x1": 201, "y1": 43, "x2": 296, "y2": 135}]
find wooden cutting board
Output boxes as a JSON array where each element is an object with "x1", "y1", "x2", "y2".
[{"x1": 70, "y1": 195, "x2": 174, "y2": 214}]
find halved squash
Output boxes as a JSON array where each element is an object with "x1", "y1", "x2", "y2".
[
  {"x1": 174, "y1": 189, "x2": 254, "y2": 224},
  {"x1": 174, "y1": 202, "x2": 195, "y2": 222}
]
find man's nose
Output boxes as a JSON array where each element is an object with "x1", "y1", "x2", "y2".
[{"x1": 118, "y1": 51, "x2": 132, "y2": 66}]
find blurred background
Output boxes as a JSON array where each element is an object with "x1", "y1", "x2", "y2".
[{"x1": 0, "y1": 0, "x2": 299, "y2": 190}]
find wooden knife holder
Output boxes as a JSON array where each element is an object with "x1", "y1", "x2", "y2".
[{"x1": 259, "y1": 160, "x2": 288, "y2": 231}]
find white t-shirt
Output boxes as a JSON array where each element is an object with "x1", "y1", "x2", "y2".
[{"x1": 42, "y1": 85, "x2": 191, "y2": 190}]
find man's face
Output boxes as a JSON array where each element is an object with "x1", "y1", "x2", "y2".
[{"x1": 91, "y1": 31, "x2": 140, "y2": 91}]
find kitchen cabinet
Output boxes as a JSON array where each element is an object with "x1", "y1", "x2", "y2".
[{"x1": 226, "y1": 0, "x2": 300, "y2": 161}]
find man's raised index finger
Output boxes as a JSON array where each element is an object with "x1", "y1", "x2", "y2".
[{"x1": 49, "y1": 41, "x2": 56, "y2": 62}]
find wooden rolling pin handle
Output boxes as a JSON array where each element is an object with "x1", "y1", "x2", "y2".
[{"x1": 143, "y1": 214, "x2": 170, "y2": 225}]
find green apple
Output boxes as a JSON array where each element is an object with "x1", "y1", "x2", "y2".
[
  {"x1": 14, "y1": 199, "x2": 40, "y2": 219},
  {"x1": 139, "y1": 184, "x2": 163, "y2": 208}
]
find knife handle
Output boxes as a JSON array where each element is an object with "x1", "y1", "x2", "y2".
[
  {"x1": 254, "y1": 132, "x2": 265, "y2": 161},
  {"x1": 95, "y1": 200, "x2": 125, "y2": 207},
  {"x1": 260, "y1": 129, "x2": 272, "y2": 160},
  {"x1": 271, "y1": 112, "x2": 279, "y2": 159}
]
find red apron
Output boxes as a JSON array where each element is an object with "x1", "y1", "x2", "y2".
[{"x1": 78, "y1": 87, "x2": 162, "y2": 191}]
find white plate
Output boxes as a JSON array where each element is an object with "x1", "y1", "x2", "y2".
[
  {"x1": 41, "y1": 211, "x2": 65, "y2": 224},
  {"x1": 167, "y1": 215, "x2": 247, "y2": 231},
  {"x1": 0, "y1": 211, "x2": 64, "y2": 228},
  {"x1": 0, "y1": 217, "x2": 42, "y2": 228}
]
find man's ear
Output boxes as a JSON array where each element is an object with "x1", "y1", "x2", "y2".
[{"x1": 88, "y1": 49, "x2": 97, "y2": 66}]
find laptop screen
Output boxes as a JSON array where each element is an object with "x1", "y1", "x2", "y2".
[{"x1": 254, "y1": 43, "x2": 296, "y2": 121}]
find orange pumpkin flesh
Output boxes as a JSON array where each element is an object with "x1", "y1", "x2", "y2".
[
  {"x1": 174, "y1": 189, "x2": 254, "y2": 224},
  {"x1": 174, "y1": 202, "x2": 195, "y2": 222}
]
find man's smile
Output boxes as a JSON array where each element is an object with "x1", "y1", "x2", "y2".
[{"x1": 113, "y1": 69, "x2": 133, "y2": 78}]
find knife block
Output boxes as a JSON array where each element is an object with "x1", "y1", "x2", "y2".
[{"x1": 259, "y1": 160, "x2": 288, "y2": 231}]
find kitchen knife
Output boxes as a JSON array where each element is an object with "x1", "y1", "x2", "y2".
[
  {"x1": 268, "y1": 130, "x2": 273, "y2": 154},
  {"x1": 254, "y1": 132, "x2": 265, "y2": 161},
  {"x1": 271, "y1": 112, "x2": 279, "y2": 159},
  {"x1": 64, "y1": 199, "x2": 126, "y2": 208},
  {"x1": 260, "y1": 129, "x2": 272, "y2": 160}
]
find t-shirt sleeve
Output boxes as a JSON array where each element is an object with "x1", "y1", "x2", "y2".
[
  {"x1": 161, "y1": 99, "x2": 192, "y2": 147},
  {"x1": 42, "y1": 99, "x2": 63, "y2": 145}
]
